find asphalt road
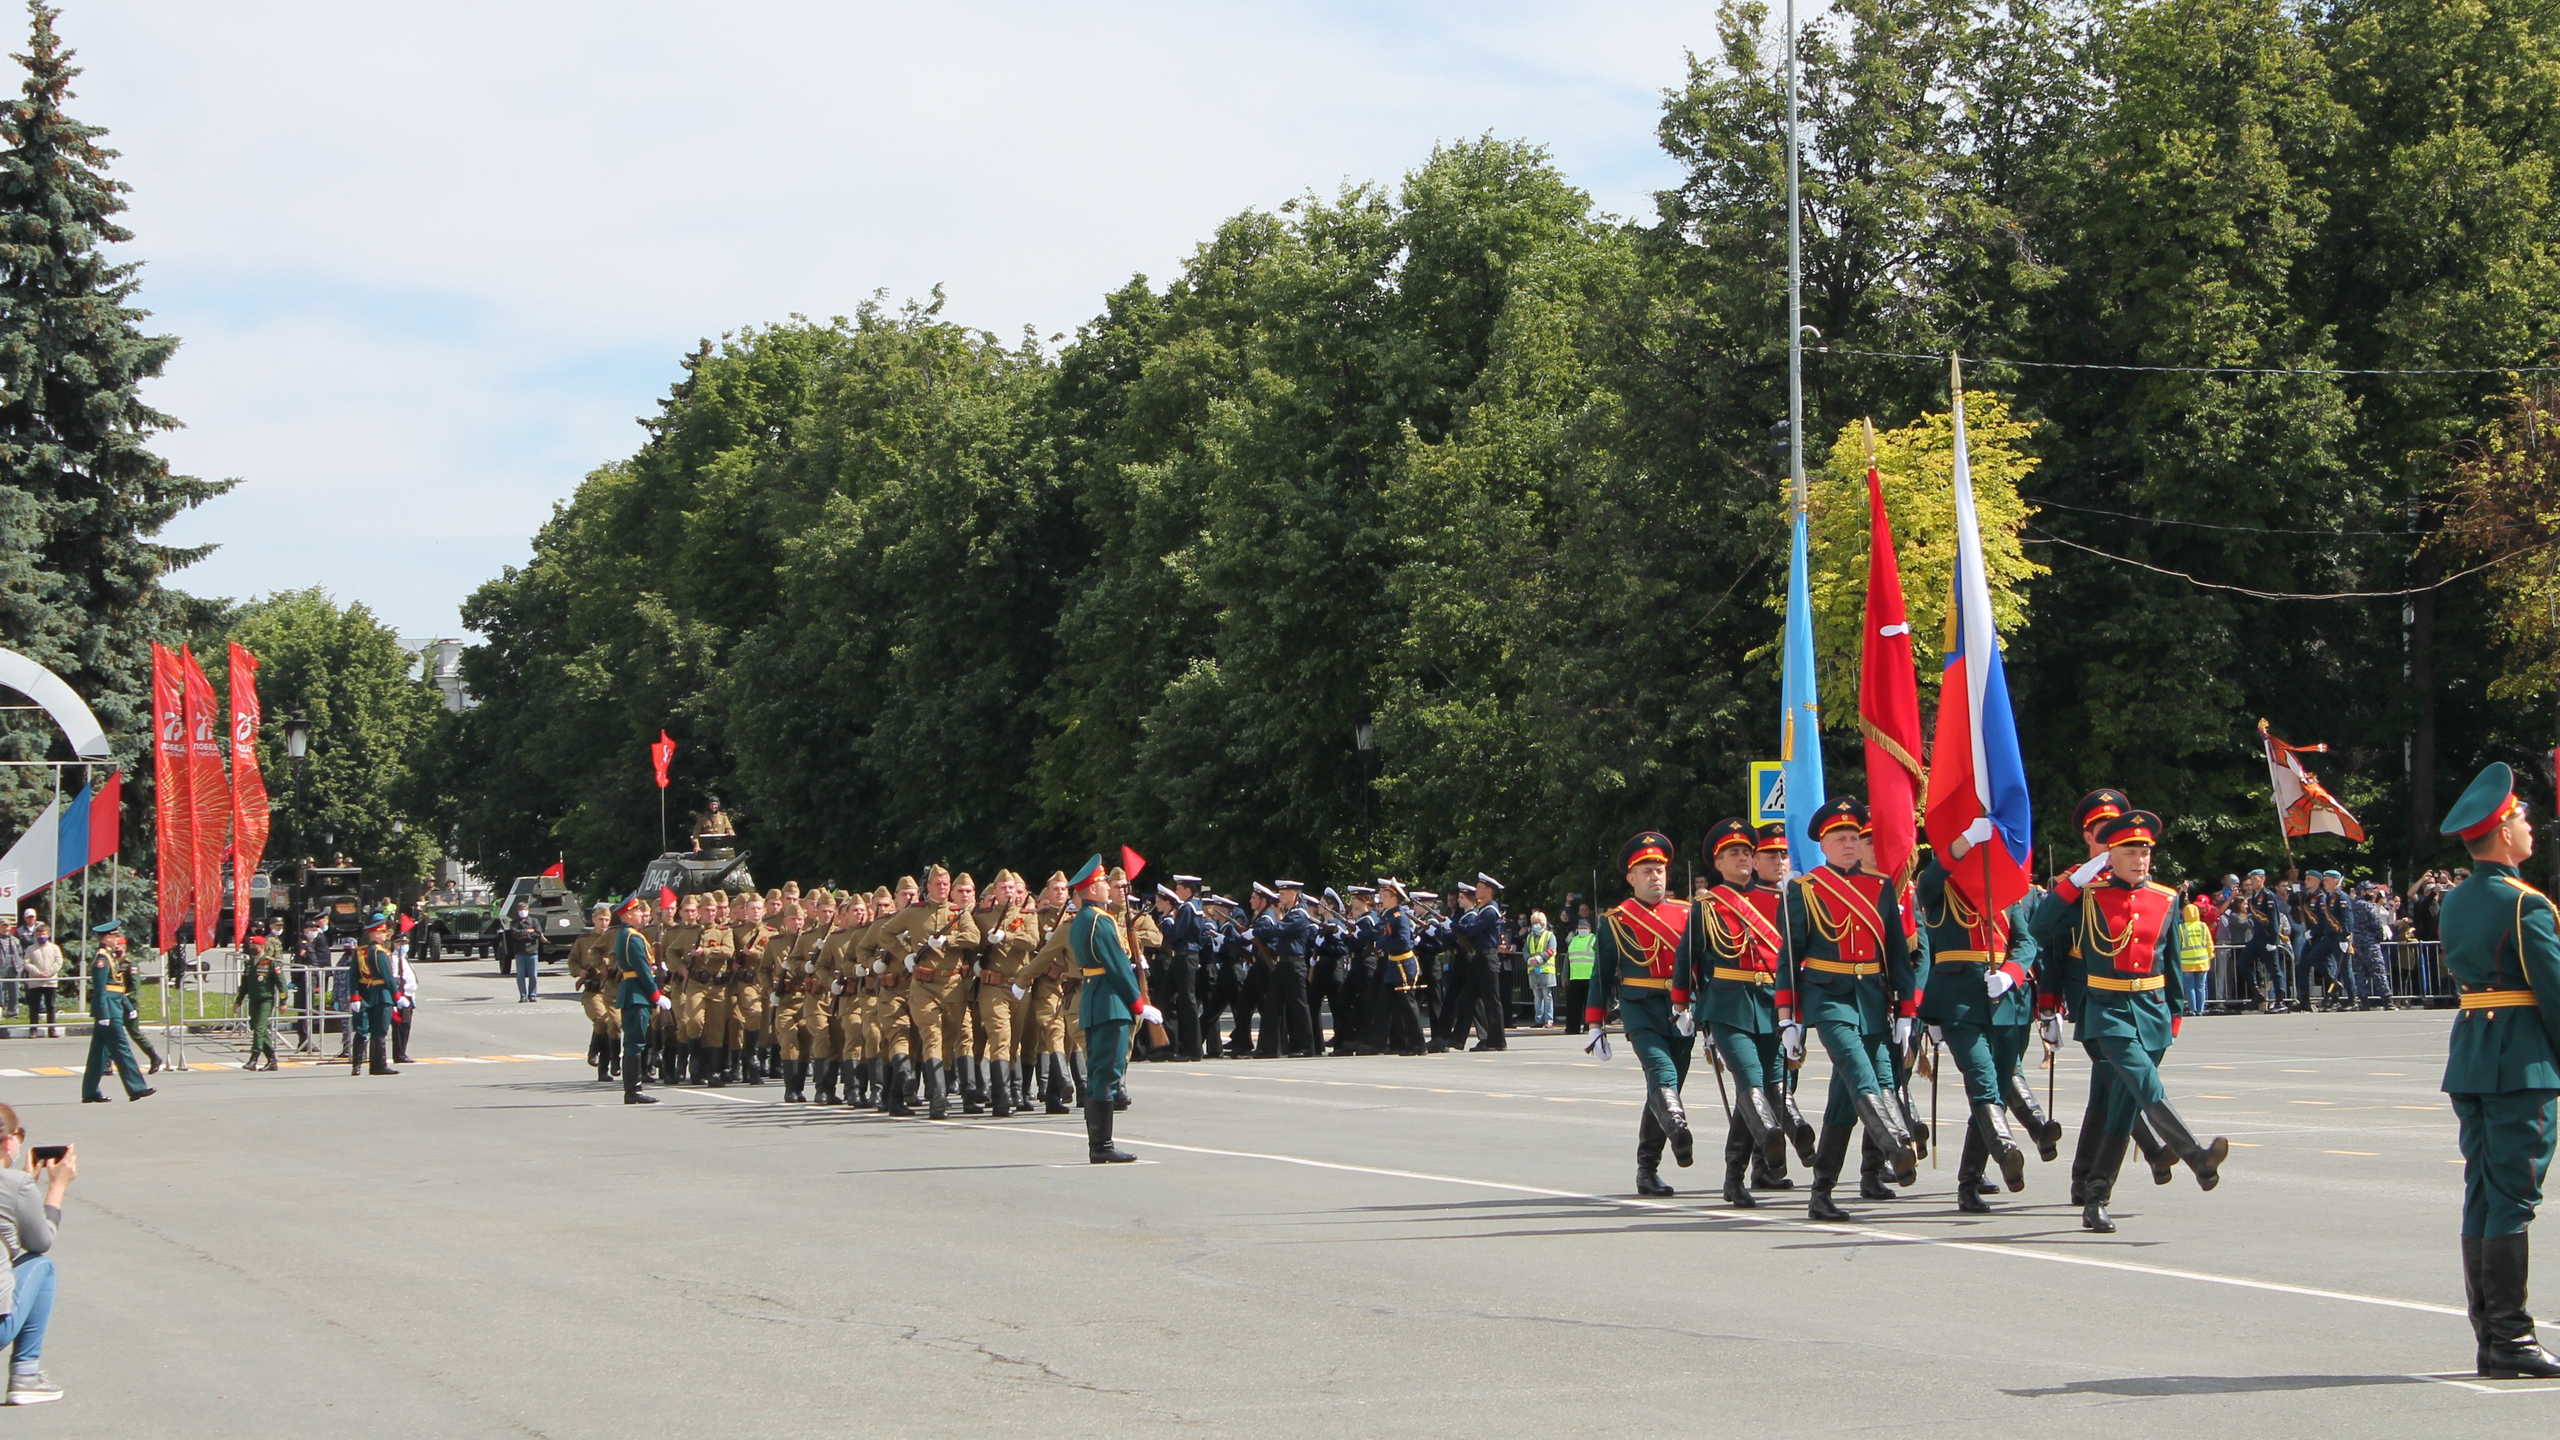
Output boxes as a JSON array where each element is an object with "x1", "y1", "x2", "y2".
[{"x1": 0, "y1": 965, "x2": 2543, "y2": 1437}]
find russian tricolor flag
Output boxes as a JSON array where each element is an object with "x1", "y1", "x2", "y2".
[
  {"x1": 1923, "y1": 381, "x2": 2033, "y2": 910},
  {"x1": 0, "y1": 771, "x2": 121, "y2": 905}
]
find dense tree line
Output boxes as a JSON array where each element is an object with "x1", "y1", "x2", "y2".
[{"x1": 434, "y1": 0, "x2": 2560, "y2": 898}]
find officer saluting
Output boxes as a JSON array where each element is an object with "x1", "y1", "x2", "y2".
[{"x1": 2437, "y1": 762, "x2": 2560, "y2": 1378}]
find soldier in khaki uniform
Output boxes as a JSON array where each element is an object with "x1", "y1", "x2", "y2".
[
  {"x1": 692, "y1": 892, "x2": 738, "y2": 1086},
  {"x1": 973, "y1": 872, "x2": 1039, "y2": 1118},
  {"x1": 726, "y1": 891, "x2": 774, "y2": 1086},
  {"x1": 765, "y1": 903, "x2": 811, "y2": 1100},
  {"x1": 866, "y1": 883, "x2": 918, "y2": 1114},
  {"x1": 810, "y1": 891, "x2": 864, "y2": 1104},
  {"x1": 788, "y1": 893, "x2": 842, "y2": 1102},
  {"x1": 569, "y1": 902, "x2": 618, "y2": 1081},
  {"x1": 828, "y1": 891, "x2": 876, "y2": 1105},
  {"x1": 644, "y1": 897, "x2": 680, "y2": 1083},
  {"x1": 660, "y1": 894, "x2": 706, "y2": 1084},
  {"x1": 1028, "y1": 871, "x2": 1079, "y2": 1112},
  {"x1": 884, "y1": 865, "x2": 979, "y2": 1119}
]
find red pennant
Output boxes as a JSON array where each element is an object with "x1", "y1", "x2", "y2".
[
  {"x1": 651, "y1": 731, "x2": 675, "y2": 790},
  {"x1": 1120, "y1": 845, "x2": 1147, "y2": 882},
  {"x1": 540, "y1": 860, "x2": 565, "y2": 880}
]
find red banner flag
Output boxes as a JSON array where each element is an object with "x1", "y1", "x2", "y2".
[
  {"x1": 87, "y1": 770, "x2": 120, "y2": 865},
  {"x1": 151, "y1": 644, "x2": 190, "y2": 952},
  {"x1": 1119, "y1": 845, "x2": 1146, "y2": 883},
  {"x1": 651, "y1": 730, "x2": 675, "y2": 790},
  {"x1": 227, "y1": 642, "x2": 270, "y2": 946},
  {"x1": 540, "y1": 860, "x2": 565, "y2": 880},
  {"x1": 1858, "y1": 460, "x2": 1926, "y2": 884},
  {"x1": 180, "y1": 645, "x2": 230, "y2": 951}
]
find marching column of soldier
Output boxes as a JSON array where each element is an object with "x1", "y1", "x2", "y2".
[{"x1": 541, "y1": 762, "x2": 2560, "y2": 1379}]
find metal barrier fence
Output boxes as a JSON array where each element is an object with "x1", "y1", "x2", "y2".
[
  {"x1": 2198, "y1": 938, "x2": 2448, "y2": 1011},
  {"x1": 156, "y1": 947, "x2": 349, "y2": 1071}
]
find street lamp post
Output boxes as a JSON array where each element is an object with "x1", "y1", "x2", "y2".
[{"x1": 282, "y1": 714, "x2": 312, "y2": 931}]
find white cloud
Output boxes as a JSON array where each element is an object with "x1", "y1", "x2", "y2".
[{"x1": 60, "y1": 0, "x2": 1705, "y2": 633}]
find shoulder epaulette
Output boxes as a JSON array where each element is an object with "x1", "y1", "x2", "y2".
[
  {"x1": 2499, "y1": 876, "x2": 2553, "y2": 905},
  {"x1": 2144, "y1": 882, "x2": 2178, "y2": 897}
]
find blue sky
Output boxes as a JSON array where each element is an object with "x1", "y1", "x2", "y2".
[{"x1": 61, "y1": 1, "x2": 1711, "y2": 636}]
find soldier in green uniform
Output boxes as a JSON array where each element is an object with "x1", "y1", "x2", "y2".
[
  {"x1": 79, "y1": 924, "x2": 153, "y2": 1103},
  {"x1": 234, "y1": 934, "x2": 288, "y2": 1072},
  {"x1": 1778, "y1": 798, "x2": 1919, "y2": 1221},
  {"x1": 1581, "y1": 832, "x2": 1698, "y2": 1199},
  {"x1": 614, "y1": 895, "x2": 669, "y2": 1105},
  {"x1": 2027, "y1": 809, "x2": 2226, "y2": 1233},
  {"x1": 345, "y1": 915, "x2": 402, "y2": 1077},
  {"x1": 1067, "y1": 855, "x2": 1156, "y2": 1163},
  {"x1": 2436, "y1": 762, "x2": 2560, "y2": 1377},
  {"x1": 112, "y1": 940, "x2": 161, "y2": 1074},
  {"x1": 1689, "y1": 818, "x2": 1800, "y2": 1207},
  {"x1": 1916, "y1": 832, "x2": 2034, "y2": 1211}
]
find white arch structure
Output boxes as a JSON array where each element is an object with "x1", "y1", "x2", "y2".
[{"x1": 0, "y1": 647, "x2": 111, "y2": 759}]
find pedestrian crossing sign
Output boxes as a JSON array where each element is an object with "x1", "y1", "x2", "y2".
[{"x1": 1750, "y1": 762, "x2": 1784, "y2": 826}]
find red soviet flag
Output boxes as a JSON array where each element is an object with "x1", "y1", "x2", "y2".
[
  {"x1": 651, "y1": 731, "x2": 675, "y2": 789},
  {"x1": 151, "y1": 644, "x2": 190, "y2": 952},
  {"x1": 1858, "y1": 461, "x2": 1926, "y2": 884},
  {"x1": 228, "y1": 642, "x2": 270, "y2": 946},
  {"x1": 180, "y1": 645, "x2": 230, "y2": 950}
]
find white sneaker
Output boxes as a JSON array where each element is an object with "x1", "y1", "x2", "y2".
[{"x1": 7, "y1": 1368, "x2": 61, "y2": 1404}]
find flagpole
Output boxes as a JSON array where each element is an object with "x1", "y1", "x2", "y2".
[{"x1": 1786, "y1": 0, "x2": 1805, "y2": 517}]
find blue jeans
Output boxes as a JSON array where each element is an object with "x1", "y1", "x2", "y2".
[
  {"x1": 2183, "y1": 971, "x2": 2208, "y2": 1015},
  {"x1": 0, "y1": 1254, "x2": 56, "y2": 1368},
  {"x1": 1528, "y1": 973, "x2": 1554, "y2": 1026},
  {"x1": 514, "y1": 953, "x2": 538, "y2": 1000}
]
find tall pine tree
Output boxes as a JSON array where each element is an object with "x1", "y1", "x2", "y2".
[{"x1": 0, "y1": 2, "x2": 225, "y2": 823}]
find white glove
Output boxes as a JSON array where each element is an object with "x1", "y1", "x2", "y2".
[
  {"x1": 928, "y1": 936, "x2": 946, "y2": 951},
  {"x1": 1961, "y1": 816, "x2": 1996, "y2": 847},
  {"x1": 1892, "y1": 1016, "x2": 1914, "y2": 1048},
  {"x1": 1140, "y1": 1004, "x2": 1163, "y2": 1024},
  {"x1": 2039, "y1": 1014, "x2": 2062, "y2": 1046},
  {"x1": 1010, "y1": 984, "x2": 1026, "y2": 1001},
  {"x1": 654, "y1": 994, "x2": 671, "y2": 1012},
  {"x1": 1927, "y1": 1024, "x2": 1944, "y2": 1044},
  {"x1": 1984, "y1": 968, "x2": 2016, "y2": 1000},
  {"x1": 1673, "y1": 1009, "x2": 1696, "y2": 1037},
  {"x1": 1779, "y1": 1022, "x2": 1805, "y2": 1063},
  {"x1": 872, "y1": 960, "x2": 887, "y2": 975},
  {"x1": 903, "y1": 954, "x2": 917, "y2": 972},
  {"x1": 1583, "y1": 1027, "x2": 1614, "y2": 1061},
  {"x1": 2069, "y1": 853, "x2": 2109, "y2": 887}
]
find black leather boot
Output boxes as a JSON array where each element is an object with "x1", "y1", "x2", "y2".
[
  {"x1": 705, "y1": 1047, "x2": 729, "y2": 1087},
  {"x1": 591, "y1": 1035, "x2": 611, "y2": 1083},
  {"x1": 1753, "y1": 1086, "x2": 1796, "y2": 1187},
  {"x1": 624, "y1": 1063, "x2": 656, "y2": 1104},
  {"x1": 1738, "y1": 1083, "x2": 1785, "y2": 1171},
  {"x1": 1858, "y1": 1131, "x2": 1896, "y2": 1201},
  {"x1": 1044, "y1": 1055, "x2": 1073, "y2": 1114},
  {"x1": 961, "y1": 1057, "x2": 988, "y2": 1115},
  {"x1": 1636, "y1": 1107, "x2": 1674, "y2": 1197},
  {"x1": 2068, "y1": 1119, "x2": 2104, "y2": 1205},
  {"x1": 2140, "y1": 1100, "x2": 2228, "y2": 1190},
  {"x1": 2132, "y1": 1113, "x2": 2178, "y2": 1186},
  {"x1": 2466, "y1": 1235, "x2": 2488, "y2": 1350},
  {"x1": 783, "y1": 1061, "x2": 807, "y2": 1103},
  {"x1": 1648, "y1": 1084, "x2": 1695, "y2": 1169},
  {"x1": 1973, "y1": 1100, "x2": 2028, "y2": 1193},
  {"x1": 2083, "y1": 1131, "x2": 2130, "y2": 1232},
  {"x1": 2004, "y1": 1071, "x2": 2062, "y2": 1161},
  {"x1": 1780, "y1": 1087, "x2": 1819, "y2": 1166},
  {"x1": 884, "y1": 1057, "x2": 915, "y2": 1116},
  {"x1": 989, "y1": 1059, "x2": 1013, "y2": 1117},
  {"x1": 1069, "y1": 1051, "x2": 1090, "y2": 1107},
  {"x1": 1955, "y1": 1121, "x2": 1991, "y2": 1213},
  {"x1": 1896, "y1": 1087, "x2": 1929, "y2": 1161},
  {"x1": 925, "y1": 1059, "x2": 950, "y2": 1119},
  {"x1": 816, "y1": 1060, "x2": 841, "y2": 1105},
  {"x1": 2479, "y1": 1233, "x2": 2560, "y2": 1377},
  {"x1": 1087, "y1": 1096, "x2": 1136, "y2": 1163},
  {"x1": 368, "y1": 1035, "x2": 397, "y2": 1076},
  {"x1": 1719, "y1": 1117, "x2": 1757, "y2": 1208},
  {"x1": 1808, "y1": 1123, "x2": 1853, "y2": 1221},
  {"x1": 1853, "y1": 1090, "x2": 1917, "y2": 1186}
]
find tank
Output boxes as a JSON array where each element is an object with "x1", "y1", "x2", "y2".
[{"x1": 633, "y1": 849, "x2": 757, "y2": 901}]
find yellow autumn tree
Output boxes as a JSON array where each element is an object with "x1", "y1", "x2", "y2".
[{"x1": 1793, "y1": 391, "x2": 2047, "y2": 728}]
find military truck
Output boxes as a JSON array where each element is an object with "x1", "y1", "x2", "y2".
[{"x1": 491, "y1": 874, "x2": 589, "y2": 966}]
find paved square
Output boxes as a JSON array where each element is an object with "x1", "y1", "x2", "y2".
[{"x1": 0, "y1": 967, "x2": 2547, "y2": 1437}]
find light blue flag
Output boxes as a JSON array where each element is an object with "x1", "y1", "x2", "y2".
[{"x1": 1780, "y1": 508, "x2": 1827, "y2": 873}]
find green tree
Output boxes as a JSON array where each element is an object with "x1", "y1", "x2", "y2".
[
  {"x1": 228, "y1": 590, "x2": 441, "y2": 882},
  {"x1": 1800, "y1": 393, "x2": 2045, "y2": 721},
  {"x1": 0, "y1": 2, "x2": 224, "y2": 831}
]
